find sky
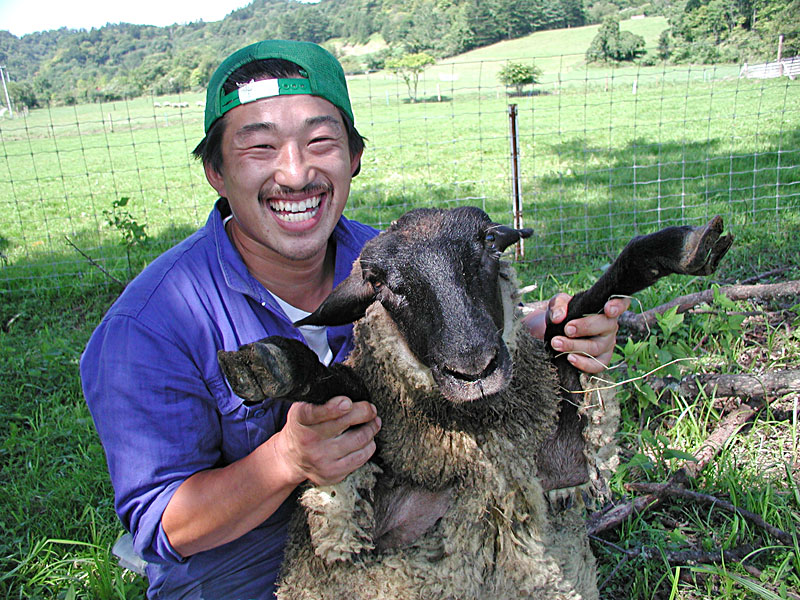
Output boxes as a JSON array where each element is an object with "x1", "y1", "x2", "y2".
[{"x1": 0, "y1": 0, "x2": 263, "y2": 37}]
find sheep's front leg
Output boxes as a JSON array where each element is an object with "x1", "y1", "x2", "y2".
[
  {"x1": 538, "y1": 217, "x2": 732, "y2": 501},
  {"x1": 217, "y1": 336, "x2": 369, "y2": 405},
  {"x1": 554, "y1": 216, "x2": 733, "y2": 331}
]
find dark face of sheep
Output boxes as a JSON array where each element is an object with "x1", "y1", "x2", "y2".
[{"x1": 296, "y1": 206, "x2": 531, "y2": 403}]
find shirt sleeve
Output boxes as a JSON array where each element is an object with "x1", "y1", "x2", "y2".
[{"x1": 81, "y1": 313, "x2": 222, "y2": 564}]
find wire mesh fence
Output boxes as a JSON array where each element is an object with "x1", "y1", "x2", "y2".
[{"x1": 1, "y1": 52, "x2": 798, "y2": 294}]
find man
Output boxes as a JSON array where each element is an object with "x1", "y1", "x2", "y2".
[{"x1": 81, "y1": 40, "x2": 628, "y2": 599}]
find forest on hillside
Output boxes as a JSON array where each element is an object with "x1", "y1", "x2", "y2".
[{"x1": 0, "y1": 0, "x2": 797, "y2": 109}]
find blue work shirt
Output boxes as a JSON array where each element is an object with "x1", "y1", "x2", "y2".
[{"x1": 81, "y1": 199, "x2": 379, "y2": 599}]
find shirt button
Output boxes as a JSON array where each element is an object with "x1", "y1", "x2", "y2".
[{"x1": 253, "y1": 409, "x2": 266, "y2": 418}]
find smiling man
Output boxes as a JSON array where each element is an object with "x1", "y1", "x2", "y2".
[{"x1": 81, "y1": 40, "x2": 627, "y2": 599}]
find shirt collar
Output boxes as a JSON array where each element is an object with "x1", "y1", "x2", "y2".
[{"x1": 210, "y1": 198, "x2": 366, "y2": 308}]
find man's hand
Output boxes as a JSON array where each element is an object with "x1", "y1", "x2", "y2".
[
  {"x1": 163, "y1": 396, "x2": 380, "y2": 557},
  {"x1": 522, "y1": 294, "x2": 631, "y2": 374},
  {"x1": 276, "y1": 396, "x2": 381, "y2": 487}
]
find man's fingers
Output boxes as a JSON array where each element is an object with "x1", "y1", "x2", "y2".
[
  {"x1": 294, "y1": 396, "x2": 376, "y2": 428},
  {"x1": 282, "y1": 398, "x2": 381, "y2": 486},
  {"x1": 305, "y1": 420, "x2": 381, "y2": 486},
  {"x1": 547, "y1": 293, "x2": 573, "y2": 324},
  {"x1": 553, "y1": 329, "x2": 614, "y2": 357},
  {"x1": 566, "y1": 348, "x2": 614, "y2": 374},
  {"x1": 604, "y1": 296, "x2": 631, "y2": 318}
]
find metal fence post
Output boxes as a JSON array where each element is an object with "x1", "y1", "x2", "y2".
[{"x1": 507, "y1": 103, "x2": 524, "y2": 259}]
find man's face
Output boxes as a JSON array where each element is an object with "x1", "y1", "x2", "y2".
[{"x1": 206, "y1": 93, "x2": 361, "y2": 263}]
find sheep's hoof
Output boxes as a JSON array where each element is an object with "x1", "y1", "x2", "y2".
[
  {"x1": 218, "y1": 337, "x2": 310, "y2": 404},
  {"x1": 678, "y1": 215, "x2": 733, "y2": 276},
  {"x1": 545, "y1": 482, "x2": 590, "y2": 513}
]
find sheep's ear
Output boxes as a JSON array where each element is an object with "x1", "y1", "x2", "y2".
[
  {"x1": 491, "y1": 224, "x2": 533, "y2": 253},
  {"x1": 294, "y1": 264, "x2": 376, "y2": 327}
]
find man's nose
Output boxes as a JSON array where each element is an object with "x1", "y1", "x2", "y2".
[{"x1": 273, "y1": 143, "x2": 314, "y2": 189}]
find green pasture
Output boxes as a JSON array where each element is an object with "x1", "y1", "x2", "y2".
[
  {"x1": 1, "y1": 66, "x2": 797, "y2": 292},
  {"x1": 1, "y1": 16, "x2": 799, "y2": 599}
]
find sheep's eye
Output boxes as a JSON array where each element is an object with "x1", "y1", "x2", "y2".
[{"x1": 371, "y1": 280, "x2": 383, "y2": 292}]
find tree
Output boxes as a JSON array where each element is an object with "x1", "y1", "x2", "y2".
[
  {"x1": 497, "y1": 61, "x2": 542, "y2": 95},
  {"x1": 7, "y1": 80, "x2": 38, "y2": 109},
  {"x1": 586, "y1": 15, "x2": 646, "y2": 62},
  {"x1": 386, "y1": 52, "x2": 436, "y2": 102}
]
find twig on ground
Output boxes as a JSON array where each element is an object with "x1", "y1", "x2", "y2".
[
  {"x1": 741, "y1": 564, "x2": 800, "y2": 600},
  {"x1": 681, "y1": 405, "x2": 757, "y2": 478},
  {"x1": 591, "y1": 534, "x2": 756, "y2": 565},
  {"x1": 587, "y1": 494, "x2": 662, "y2": 536},
  {"x1": 64, "y1": 236, "x2": 125, "y2": 288},
  {"x1": 739, "y1": 267, "x2": 793, "y2": 286},
  {"x1": 618, "y1": 280, "x2": 800, "y2": 335},
  {"x1": 625, "y1": 482, "x2": 795, "y2": 546},
  {"x1": 648, "y1": 369, "x2": 800, "y2": 401},
  {"x1": 587, "y1": 400, "x2": 763, "y2": 535}
]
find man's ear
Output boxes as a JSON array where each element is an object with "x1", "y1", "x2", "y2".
[
  {"x1": 204, "y1": 162, "x2": 227, "y2": 198},
  {"x1": 351, "y1": 149, "x2": 364, "y2": 177}
]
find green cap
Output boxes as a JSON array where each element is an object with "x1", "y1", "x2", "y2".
[{"x1": 203, "y1": 40, "x2": 354, "y2": 134}]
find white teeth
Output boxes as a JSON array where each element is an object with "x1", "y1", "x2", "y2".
[
  {"x1": 269, "y1": 195, "x2": 322, "y2": 223},
  {"x1": 269, "y1": 195, "x2": 322, "y2": 216}
]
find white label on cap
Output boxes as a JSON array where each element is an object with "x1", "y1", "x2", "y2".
[{"x1": 237, "y1": 79, "x2": 280, "y2": 105}]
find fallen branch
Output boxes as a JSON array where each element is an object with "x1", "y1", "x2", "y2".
[
  {"x1": 591, "y1": 535, "x2": 756, "y2": 565},
  {"x1": 626, "y1": 482, "x2": 795, "y2": 547},
  {"x1": 587, "y1": 402, "x2": 761, "y2": 534},
  {"x1": 681, "y1": 404, "x2": 757, "y2": 478},
  {"x1": 65, "y1": 236, "x2": 125, "y2": 288},
  {"x1": 739, "y1": 266, "x2": 793, "y2": 286},
  {"x1": 648, "y1": 369, "x2": 800, "y2": 401},
  {"x1": 587, "y1": 494, "x2": 662, "y2": 536},
  {"x1": 618, "y1": 280, "x2": 800, "y2": 334}
]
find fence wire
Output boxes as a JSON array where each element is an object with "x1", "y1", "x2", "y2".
[{"x1": 0, "y1": 53, "x2": 798, "y2": 294}]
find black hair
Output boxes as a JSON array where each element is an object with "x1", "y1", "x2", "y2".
[{"x1": 193, "y1": 58, "x2": 365, "y2": 176}]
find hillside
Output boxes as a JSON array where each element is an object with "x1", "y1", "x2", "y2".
[{"x1": 0, "y1": 0, "x2": 796, "y2": 110}]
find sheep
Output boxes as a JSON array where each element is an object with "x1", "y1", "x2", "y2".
[{"x1": 218, "y1": 206, "x2": 732, "y2": 600}]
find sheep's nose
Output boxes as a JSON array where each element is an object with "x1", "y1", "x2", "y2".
[{"x1": 441, "y1": 348, "x2": 500, "y2": 382}]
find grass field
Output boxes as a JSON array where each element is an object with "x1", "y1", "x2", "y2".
[{"x1": 1, "y1": 16, "x2": 799, "y2": 599}]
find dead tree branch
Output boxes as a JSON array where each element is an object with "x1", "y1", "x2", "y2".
[
  {"x1": 587, "y1": 494, "x2": 662, "y2": 536},
  {"x1": 587, "y1": 402, "x2": 762, "y2": 534},
  {"x1": 739, "y1": 267, "x2": 793, "y2": 285},
  {"x1": 648, "y1": 369, "x2": 800, "y2": 401},
  {"x1": 619, "y1": 280, "x2": 800, "y2": 335},
  {"x1": 591, "y1": 535, "x2": 757, "y2": 565},
  {"x1": 626, "y1": 482, "x2": 795, "y2": 547},
  {"x1": 681, "y1": 405, "x2": 757, "y2": 478}
]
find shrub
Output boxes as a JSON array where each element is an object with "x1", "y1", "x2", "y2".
[{"x1": 497, "y1": 62, "x2": 542, "y2": 95}]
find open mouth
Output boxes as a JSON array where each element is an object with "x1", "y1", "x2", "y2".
[{"x1": 268, "y1": 194, "x2": 323, "y2": 223}]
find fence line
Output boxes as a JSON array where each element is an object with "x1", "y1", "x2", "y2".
[
  {"x1": 740, "y1": 56, "x2": 800, "y2": 80},
  {"x1": 0, "y1": 56, "x2": 798, "y2": 294}
]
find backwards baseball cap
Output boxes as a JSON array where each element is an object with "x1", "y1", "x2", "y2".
[{"x1": 203, "y1": 40, "x2": 354, "y2": 134}]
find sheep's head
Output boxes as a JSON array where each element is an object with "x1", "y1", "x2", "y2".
[{"x1": 296, "y1": 206, "x2": 532, "y2": 404}]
